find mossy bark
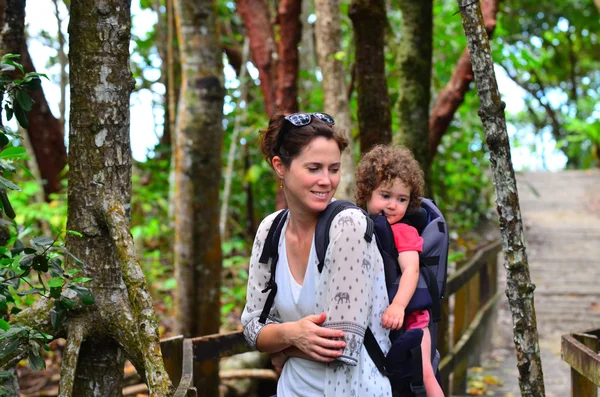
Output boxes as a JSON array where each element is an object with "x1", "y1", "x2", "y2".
[
  {"x1": 394, "y1": 0, "x2": 433, "y2": 183},
  {"x1": 0, "y1": 0, "x2": 25, "y2": 57},
  {"x1": 173, "y1": 0, "x2": 224, "y2": 394},
  {"x1": 314, "y1": 0, "x2": 356, "y2": 201},
  {"x1": 349, "y1": 0, "x2": 392, "y2": 155},
  {"x1": 456, "y1": 1, "x2": 546, "y2": 396},
  {"x1": 65, "y1": 1, "x2": 173, "y2": 395}
]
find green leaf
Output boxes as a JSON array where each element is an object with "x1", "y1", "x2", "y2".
[
  {"x1": 28, "y1": 350, "x2": 45, "y2": 371},
  {"x1": 21, "y1": 77, "x2": 42, "y2": 91},
  {"x1": 0, "y1": 134, "x2": 8, "y2": 147},
  {"x1": 66, "y1": 230, "x2": 83, "y2": 237},
  {"x1": 15, "y1": 89, "x2": 34, "y2": 112},
  {"x1": 59, "y1": 296, "x2": 76, "y2": 309},
  {"x1": 0, "y1": 146, "x2": 26, "y2": 160},
  {"x1": 0, "y1": 175, "x2": 21, "y2": 191},
  {"x1": 65, "y1": 269, "x2": 80, "y2": 277},
  {"x1": 49, "y1": 257, "x2": 63, "y2": 277},
  {"x1": 50, "y1": 304, "x2": 66, "y2": 330},
  {"x1": 31, "y1": 255, "x2": 49, "y2": 272},
  {"x1": 0, "y1": 319, "x2": 9, "y2": 331},
  {"x1": 47, "y1": 277, "x2": 64, "y2": 288},
  {"x1": 68, "y1": 285, "x2": 94, "y2": 305},
  {"x1": 49, "y1": 287, "x2": 62, "y2": 299},
  {"x1": 13, "y1": 103, "x2": 28, "y2": 129},
  {"x1": 31, "y1": 236, "x2": 54, "y2": 247},
  {"x1": 0, "y1": 337, "x2": 20, "y2": 360},
  {"x1": 4, "y1": 105, "x2": 13, "y2": 122},
  {"x1": 71, "y1": 277, "x2": 92, "y2": 284},
  {"x1": 16, "y1": 288, "x2": 42, "y2": 296},
  {"x1": 19, "y1": 165, "x2": 36, "y2": 179}
]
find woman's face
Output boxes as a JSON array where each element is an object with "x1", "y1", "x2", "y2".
[{"x1": 274, "y1": 136, "x2": 341, "y2": 215}]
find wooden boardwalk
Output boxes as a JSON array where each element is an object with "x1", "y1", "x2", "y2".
[{"x1": 472, "y1": 170, "x2": 600, "y2": 397}]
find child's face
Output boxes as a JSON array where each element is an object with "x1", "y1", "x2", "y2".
[{"x1": 366, "y1": 178, "x2": 411, "y2": 225}]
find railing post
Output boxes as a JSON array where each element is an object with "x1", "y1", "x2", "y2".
[
  {"x1": 438, "y1": 296, "x2": 450, "y2": 394},
  {"x1": 571, "y1": 333, "x2": 599, "y2": 397},
  {"x1": 451, "y1": 260, "x2": 469, "y2": 395}
]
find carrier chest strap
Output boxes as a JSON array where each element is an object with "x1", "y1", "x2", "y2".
[{"x1": 258, "y1": 210, "x2": 288, "y2": 324}]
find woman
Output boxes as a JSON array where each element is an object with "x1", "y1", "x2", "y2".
[{"x1": 242, "y1": 112, "x2": 392, "y2": 396}]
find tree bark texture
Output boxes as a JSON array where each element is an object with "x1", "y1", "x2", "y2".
[
  {"x1": 275, "y1": 0, "x2": 301, "y2": 114},
  {"x1": 395, "y1": 0, "x2": 433, "y2": 181},
  {"x1": 21, "y1": 41, "x2": 67, "y2": 198},
  {"x1": 314, "y1": 0, "x2": 355, "y2": 201},
  {"x1": 236, "y1": 0, "x2": 277, "y2": 116},
  {"x1": 0, "y1": 0, "x2": 25, "y2": 57},
  {"x1": 457, "y1": 1, "x2": 546, "y2": 396},
  {"x1": 429, "y1": 0, "x2": 499, "y2": 158},
  {"x1": 173, "y1": 0, "x2": 224, "y2": 393},
  {"x1": 349, "y1": 0, "x2": 392, "y2": 155},
  {"x1": 67, "y1": 1, "x2": 172, "y2": 395}
]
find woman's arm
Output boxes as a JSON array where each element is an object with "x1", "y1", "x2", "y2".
[
  {"x1": 318, "y1": 209, "x2": 385, "y2": 366},
  {"x1": 242, "y1": 212, "x2": 345, "y2": 361}
]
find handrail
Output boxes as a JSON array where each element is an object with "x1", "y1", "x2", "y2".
[
  {"x1": 445, "y1": 240, "x2": 501, "y2": 296},
  {"x1": 561, "y1": 328, "x2": 600, "y2": 393}
]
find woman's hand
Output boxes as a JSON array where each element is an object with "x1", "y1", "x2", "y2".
[
  {"x1": 288, "y1": 313, "x2": 347, "y2": 362},
  {"x1": 382, "y1": 302, "x2": 405, "y2": 330}
]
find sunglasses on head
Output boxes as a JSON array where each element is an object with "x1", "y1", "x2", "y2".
[{"x1": 284, "y1": 112, "x2": 335, "y2": 127}]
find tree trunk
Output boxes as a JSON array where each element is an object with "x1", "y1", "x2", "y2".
[
  {"x1": 429, "y1": 0, "x2": 500, "y2": 158},
  {"x1": 0, "y1": 0, "x2": 25, "y2": 57},
  {"x1": 349, "y1": 0, "x2": 392, "y2": 155},
  {"x1": 66, "y1": 1, "x2": 172, "y2": 395},
  {"x1": 314, "y1": 0, "x2": 355, "y2": 201},
  {"x1": 52, "y1": 0, "x2": 68, "y2": 132},
  {"x1": 173, "y1": 0, "x2": 224, "y2": 393},
  {"x1": 21, "y1": 41, "x2": 67, "y2": 198},
  {"x1": 275, "y1": 0, "x2": 301, "y2": 114},
  {"x1": 456, "y1": 1, "x2": 546, "y2": 396},
  {"x1": 236, "y1": 0, "x2": 277, "y2": 116},
  {"x1": 395, "y1": 0, "x2": 433, "y2": 183}
]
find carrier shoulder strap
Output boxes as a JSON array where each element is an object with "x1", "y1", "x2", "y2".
[
  {"x1": 258, "y1": 209, "x2": 289, "y2": 324},
  {"x1": 315, "y1": 200, "x2": 373, "y2": 272},
  {"x1": 363, "y1": 327, "x2": 389, "y2": 377},
  {"x1": 422, "y1": 265, "x2": 442, "y2": 323}
]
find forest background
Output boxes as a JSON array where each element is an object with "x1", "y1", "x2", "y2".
[{"x1": 0, "y1": 0, "x2": 599, "y2": 395}]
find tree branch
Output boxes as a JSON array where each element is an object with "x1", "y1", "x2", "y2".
[
  {"x1": 429, "y1": 0, "x2": 500, "y2": 157},
  {"x1": 104, "y1": 202, "x2": 173, "y2": 397},
  {"x1": 58, "y1": 319, "x2": 86, "y2": 397}
]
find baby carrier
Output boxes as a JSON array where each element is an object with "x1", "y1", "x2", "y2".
[{"x1": 258, "y1": 199, "x2": 449, "y2": 397}]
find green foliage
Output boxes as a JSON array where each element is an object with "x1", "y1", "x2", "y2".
[{"x1": 0, "y1": 56, "x2": 93, "y2": 371}]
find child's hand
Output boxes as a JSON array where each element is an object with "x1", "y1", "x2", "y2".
[
  {"x1": 271, "y1": 351, "x2": 289, "y2": 374},
  {"x1": 382, "y1": 303, "x2": 405, "y2": 330}
]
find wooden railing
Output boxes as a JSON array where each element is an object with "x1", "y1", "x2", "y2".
[
  {"x1": 437, "y1": 240, "x2": 502, "y2": 394},
  {"x1": 561, "y1": 328, "x2": 600, "y2": 397},
  {"x1": 160, "y1": 240, "x2": 502, "y2": 395}
]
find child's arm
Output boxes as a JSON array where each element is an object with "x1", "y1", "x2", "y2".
[{"x1": 381, "y1": 251, "x2": 419, "y2": 329}]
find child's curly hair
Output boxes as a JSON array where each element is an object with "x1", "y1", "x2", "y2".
[{"x1": 355, "y1": 145, "x2": 424, "y2": 210}]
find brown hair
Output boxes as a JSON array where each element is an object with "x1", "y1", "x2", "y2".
[
  {"x1": 260, "y1": 113, "x2": 348, "y2": 167},
  {"x1": 355, "y1": 145, "x2": 424, "y2": 210}
]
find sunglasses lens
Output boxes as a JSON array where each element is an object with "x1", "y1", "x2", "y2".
[
  {"x1": 312, "y1": 112, "x2": 335, "y2": 125},
  {"x1": 286, "y1": 113, "x2": 312, "y2": 126}
]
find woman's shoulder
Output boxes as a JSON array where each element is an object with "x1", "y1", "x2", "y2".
[{"x1": 328, "y1": 206, "x2": 368, "y2": 235}]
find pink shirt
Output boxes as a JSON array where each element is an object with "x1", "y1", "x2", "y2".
[{"x1": 390, "y1": 222, "x2": 429, "y2": 330}]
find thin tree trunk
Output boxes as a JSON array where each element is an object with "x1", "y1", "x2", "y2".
[
  {"x1": 236, "y1": 0, "x2": 277, "y2": 116},
  {"x1": 52, "y1": 0, "x2": 68, "y2": 132},
  {"x1": 429, "y1": 0, "x2": 500, "y2": 158},
  {"x1": 20, "y1": 41, "x2": 67, "y2": 198},
  {"x1": 349, "y1": 0, "x2": 392, "y2": 155},
  {"x1": 67, "y1": 1, "x2": 172, "y2": 395},
  {"x1": 456, "y1": 2, "x2": 546, "y2": 396},
  {"x1": 173, "y1": 0, "x2": 224, "y2": 393},
  {"x1": 220, "y1": 39, "x2": 249, "y2": 241},
  {"x1": 315, "y1": 0, "x2": 355, "y2": 201},
  {"x1": 275, "y1": 0, "x2": 301, "y2": 114},
  {"x1": 395, "y1": 0, "x2": 433, "y2": 183}
]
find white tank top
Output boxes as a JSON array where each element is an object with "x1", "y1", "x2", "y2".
[{"x1": 274, "y1": 221, "x2": 326, "y2": 396}]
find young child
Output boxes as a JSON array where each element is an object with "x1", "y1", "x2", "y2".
[{"x1": 356, "y1": 144, "x2": 444, "y2": 397}]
